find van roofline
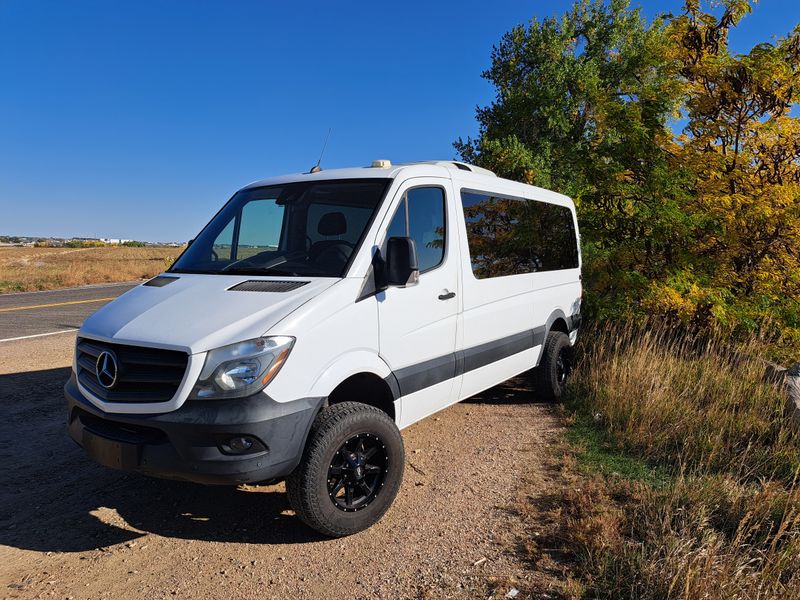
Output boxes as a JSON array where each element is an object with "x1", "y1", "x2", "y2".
[
  {"x1": 240, "y1": 161, "x2": 466, "y2": 190},
  {"x1": 239, "y1": 160, "x2": 573, "y2": 206}
]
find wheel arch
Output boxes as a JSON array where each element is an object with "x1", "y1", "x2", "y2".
[
  {"x1": 327, "y1": 373, "x2": 396, "y2": 421},
  {"x1": 308, "y1": 350, "x2": 399, "y2": 422},
  {"x1": 534, "y1": 309, "x2": 571, "y2": 369},
  {"x1": 544, "y1": 309, "x2": 570, "y2": 336}
]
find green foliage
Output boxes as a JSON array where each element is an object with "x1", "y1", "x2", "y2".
[
  {"x1": 64, "y1": 240, "x2": 107, "y2": 248},
  {"x1": 0, "y1": 280, "x2": 25, "y2": 293},
  {"x1": 458, "y1": 0, "x2": 800, "y2": 360}
]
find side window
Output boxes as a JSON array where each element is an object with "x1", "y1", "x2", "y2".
[
  {"x1": 385, "y1": 187, "x2": 446, "y2": 273},
  {"x1": 461, "y1": 192, "x2": 534, "y2": 278},
  {"x1": 528, "y1": 201, "x2": 579, "y2": 271},
  {"x1": 461, "y1": 191, "x2": 577, "y2": 278}
]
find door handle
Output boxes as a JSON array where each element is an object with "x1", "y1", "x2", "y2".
[{"x1": 438, "y1": 291, "x2": 456, "y2": 301}]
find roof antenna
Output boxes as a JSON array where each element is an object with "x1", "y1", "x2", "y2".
[{"x1": 309, "y1": 128, "x2": 331, "y2": 173}]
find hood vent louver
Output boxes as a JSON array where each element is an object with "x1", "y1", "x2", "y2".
[
  {"x1": 228, "y1": 280, "x2": 310, "y2": 293},
  {"x1": 143, "y1": 276, "x2": 179, "y2": 287}
]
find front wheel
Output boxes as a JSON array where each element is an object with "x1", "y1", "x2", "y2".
[
  {"x1": 286, "y1": 402, "x2": 404, "y2": 537},
  {"x1": 534, "y1": 330, "x2": 573, "y2": 403}
]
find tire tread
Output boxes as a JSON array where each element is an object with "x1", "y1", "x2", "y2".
[
  {"x1": 286, "y1": 402, "x2": 403, "y2": 537},
  {"x1": 534, "y1": 330, "x2": 570, "y2": 403}
]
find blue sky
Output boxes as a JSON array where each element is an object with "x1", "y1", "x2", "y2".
[{"x1": 1, "y1": 1, "x2": 798, "y2": 242}]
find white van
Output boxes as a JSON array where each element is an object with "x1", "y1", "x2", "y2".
[{"x1": 65, "y1": 160, "x2": 582, "y2": 537}]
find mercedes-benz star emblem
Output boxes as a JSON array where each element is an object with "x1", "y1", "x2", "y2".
[{"x1": 95, "y1": 351, "x2": 119, "y2": 389}]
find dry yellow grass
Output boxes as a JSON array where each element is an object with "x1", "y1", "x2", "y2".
[
  {"x1": 541, "y1": 322, "x2": 800, "y2": 599},
  {"x1": 0, "y1": 246, "x2": 184, "y2": 293}
]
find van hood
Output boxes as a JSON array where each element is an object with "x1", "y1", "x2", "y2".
[{"x1": 79, "y1": 274, "x2": 338, "y2": 354}]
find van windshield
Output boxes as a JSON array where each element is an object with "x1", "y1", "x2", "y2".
[{"x1": 171, "y1": 178, "x2": 390, "y2": 278}]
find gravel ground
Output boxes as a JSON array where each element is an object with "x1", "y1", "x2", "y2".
[{"x1": 0, "y1": 334, "x2": 566, "y2": 599}]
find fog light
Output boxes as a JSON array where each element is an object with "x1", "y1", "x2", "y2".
[
  {"x1": 229, "y1": 437, "x2": 254, "y2": 452},
  {"x1": 220, "y1": 435, "x2": 265, "y2": 455}
]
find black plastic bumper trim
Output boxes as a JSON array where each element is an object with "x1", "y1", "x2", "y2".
[{"x1": 65, "y1": 374, "x2": 323, "y2": 485}]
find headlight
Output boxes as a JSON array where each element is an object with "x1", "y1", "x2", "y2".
[{"x1": 190, "y1": 336, "x2": 295, "y2": 399}]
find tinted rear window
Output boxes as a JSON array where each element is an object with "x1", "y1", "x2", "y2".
[{"x1": 461, "y1": 190, "x2": 578, "y2": 278}]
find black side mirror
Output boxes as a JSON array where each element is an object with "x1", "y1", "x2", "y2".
[{"x1": 386, "y1": 236, "x2": 419, "y2": 287}]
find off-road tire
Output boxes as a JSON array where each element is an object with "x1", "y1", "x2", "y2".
[
  {"x1": 534, "y1": 330, "x2": 572, "y2": 403},
  {"x1": 286, "y1": 402, "x2": 404, "y2": 537}
]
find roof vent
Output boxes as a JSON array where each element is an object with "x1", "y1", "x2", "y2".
[
  {"x1": 371, "y1": 159, "x2": 392, "y2": 168},
  {"x1": 452, "y1": 162, "x2": 472, "y2": 171},
  {"x1": 228, "y1": 280, "x2": 310, "y2": 293},
  {"x1": 143, "y1": 276, "x2": 179, "y2": 287}
]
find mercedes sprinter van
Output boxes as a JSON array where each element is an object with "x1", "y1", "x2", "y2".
[{"x1": 65, "y1": 160, "x2": 582, "y2": 537}]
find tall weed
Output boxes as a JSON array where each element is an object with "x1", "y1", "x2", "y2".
[{"x1": 554, "y1": 322, "x2": 800, "y2": 599}]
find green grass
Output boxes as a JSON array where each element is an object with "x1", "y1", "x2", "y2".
[
  {"x1": 0, "y1": 280, "x2": 25, "y2": 293},
  {"x1": 564, "y1": 413, "x2": 671, "y2": 488}
]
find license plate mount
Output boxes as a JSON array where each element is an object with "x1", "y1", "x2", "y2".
[{"x1": 83, "y1": 430, "x2": 140, "y2": 470}]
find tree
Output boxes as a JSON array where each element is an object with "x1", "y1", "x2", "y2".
[
  {"x1": 456, "y1": 0, "x2": 690, "y2": 318},
  {"x1": 458, "y1": 0, "x2": 800, "y2": 358},
  {"x1": 661, "y1": 2, "x2": 800, "y2": 349}
]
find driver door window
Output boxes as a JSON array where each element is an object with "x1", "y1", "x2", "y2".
[{"x1": 384, "y1": 186, "x2": 446, "y2": 273}]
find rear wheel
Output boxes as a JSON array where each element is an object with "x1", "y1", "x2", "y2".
[
  {"x1": 286, "y1": 402, "x2": 404, "y2": 537},
  {"x1": 534, "y1": 330, "x2": 572, "y2": 403}
]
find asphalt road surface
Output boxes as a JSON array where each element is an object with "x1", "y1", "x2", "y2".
[{"x1": 0, "y1": 282, "x2": 138, "y2": 342}]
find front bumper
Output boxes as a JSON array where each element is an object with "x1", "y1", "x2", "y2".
[{"x1": 65, "y1": 373, "x2": 323, "y2": 485}]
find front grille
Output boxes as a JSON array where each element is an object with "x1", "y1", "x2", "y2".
[{"x1": 76, "y1": 337, "x2": 189, "y2": 403}]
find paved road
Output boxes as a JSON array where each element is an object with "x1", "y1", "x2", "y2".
[{"x1": 0, "y1": 282, "x2": 139, "y2": 341}]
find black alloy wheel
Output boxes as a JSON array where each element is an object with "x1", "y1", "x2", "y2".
[
  {"x1": 555, "y1": 346, "x2": 571, "y2": 385},
  {"x1": 327, "y1": 433, "x2": 388, "y2": 512}
]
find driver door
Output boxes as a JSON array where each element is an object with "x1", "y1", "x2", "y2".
[{"x1": 376, "y1": 179, "x2": 461, "y2": 428}]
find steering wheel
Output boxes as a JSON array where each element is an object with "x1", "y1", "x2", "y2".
[{"x1": 211, "y1": 248, "x2": 219, "y2": 261}]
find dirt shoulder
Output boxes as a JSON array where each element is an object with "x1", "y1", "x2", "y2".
[{"x1": 1, "y1": 335, "x2": 567, "y2": 599}]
